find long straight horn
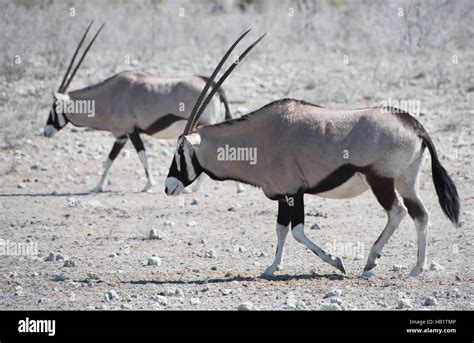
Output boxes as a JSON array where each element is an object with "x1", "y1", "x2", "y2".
[
  {"x1": 189, "y1": 33, "x2": 266, "y2": 133},
  {"x1": 62, "y1": 23, "x2": 106, "y2": 92},
  {"x1": 183, "y1": 29, "x2": 252, "y2": 135},
  {"x1": 58, "y1": 20, "x2": 94, "y2": 93}
]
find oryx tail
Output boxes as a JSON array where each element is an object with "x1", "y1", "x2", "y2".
[{"x1": 420, "y1": 128, "x2": 460, "y2": 224}]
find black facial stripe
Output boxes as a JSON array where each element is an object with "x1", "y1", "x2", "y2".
[
  {"x1": 190, "y1": 153, "x2": 202, "y2": 180},
  {"x1": 52, "y1": 111, "x2": 61, "y2": 130},
  {"x1": 46, "y1": 113, "x2": 54, "y2": 125},
  {"x1": 51, "y1": 102, "x2": 69, "y2": 129},
  {"x1": 179, "y1": 150, "x2": 187, "y2": 180},
  {"x1": 168, "y1": 157, "x2": 178, "y2": 176}
]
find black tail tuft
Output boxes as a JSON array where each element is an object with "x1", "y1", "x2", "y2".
[{"x1": 422, "y1": 136, "x2": 460, "y2": 225}]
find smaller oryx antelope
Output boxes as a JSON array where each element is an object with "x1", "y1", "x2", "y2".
[
  {"x1": 44, "y1": 21, "x2": 234, "y2": 193},
  {"x1": 164, "y1": 30, "x2": 460, "y2": 277}
]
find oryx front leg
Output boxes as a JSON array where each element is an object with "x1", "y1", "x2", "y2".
[
  {"x1": 263, "y1": 200, "x2": 290, "y2": 276},
  {"x1": 91, "y1": 136, "x2": 128, "y2": 193},
  {"x1": 129, "y1": 129, "x2": 155, "y2": 192},
  {"x1": 289, "y1": 193, "x2": 346, "y2": 274}
]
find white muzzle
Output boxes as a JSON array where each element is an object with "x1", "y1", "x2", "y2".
[{"x1": 165, "y1": 177, "x2": 184, "y2": 196}]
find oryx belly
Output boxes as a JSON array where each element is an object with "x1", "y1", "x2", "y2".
[{"x1": 316, "y1": 172, "x2": 368, "y2": 199}]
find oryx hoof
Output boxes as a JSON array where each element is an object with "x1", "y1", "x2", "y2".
[
  {"x1": 409, "y1": 266, "x2": 425, "y2": 277},
  {"x1": 361, "y1": 270, "x2": 375, "y2": 278},
  {"x1": 363, "y1": 262, "x2": 377, "y2": 273},
  {"x1": 262, "y1": 264, "x2": 281, "y2": 277},
  {"x1": 364, "y1": 252, "x2": 381, "y2": 272},
  {"x1": 335, "y1": 256, "x2": 347, "y2": 274},
  {"x1": 90, "y1": 185, "x2": 104, "y2": 193},
  {"x1": 142, "y1": 180, "x2": 155, "y2": 193},
  {"x1": 142, "y1": 185, "x2": 153, "y2": 193}
]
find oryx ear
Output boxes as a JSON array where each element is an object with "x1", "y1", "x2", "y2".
[
  {"x1": 53, "y1": 92, "x2": 70, "y2": 102},
  {"x1": 184, "y1": 133, "x2": 201, "y2": 147}
]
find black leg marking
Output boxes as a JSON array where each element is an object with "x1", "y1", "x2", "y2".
[
  {"x1": 277, "y1": 200, "x2": 290, "y2": 227},
  {"x1": 365, "y1": 173, "x2": 396, "y2": 210},
  {"x1": 403, "y1": 197, "x2": 427, "y2": 219},
  {"x1": 108, "y1": 137, "x2": 127, "y2": 161},
  {"x1": 140, "y1": 113, "x2": 186, "y2": 135},
  {"x1": 129, "y1": 129, "x2": 145, "y2": 152},
  {"x1": 288, "y1": 192, "x2": 304, "y2": 229}
]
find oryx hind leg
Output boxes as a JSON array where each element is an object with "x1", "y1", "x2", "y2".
[
  {"x1": 129, "y1": 129, "x2": 155, "y2": 192},
  {"x1": 263, "y1": 200, "x2": 290, "y2": 277},
  {"x1": 363, "y1": 174, "x2": 406, "y2": 274},
  {"x1": 289, "y1": 193, "x2": 346, "y2": 274},
  {"x1": 91, "y1": 136, "x2": 128, "y2": 193},
  {"x1": 395, "y1": 151, "x2": 429, "y2": 276}
]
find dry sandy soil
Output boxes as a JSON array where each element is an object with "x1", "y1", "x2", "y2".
[{"x1": 0, "y1": 0, "x2": 473, "y2": 310}]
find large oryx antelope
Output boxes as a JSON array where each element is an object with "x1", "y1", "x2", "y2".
[
  {"x1": 164, "y1": 30, "x2": 460, "y2": 277},
  {"x1": 44, "y1": 22, "x2": 234, "y2": 193}
]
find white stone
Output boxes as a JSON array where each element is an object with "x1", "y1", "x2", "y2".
[
  {"x1": 324, "y1": 289, "x2": 343, "y2": 298},
  {"x1": 44, "y1": 252, "x2": 56, "y2": 262},
  {"x1": 153, "y1": 295, "x2": 168, "y2": 305},
  {"x1": 237, "y1": 302, "x2": 255, "y2": 311},
  {"x1": 161, "y1": 287, "x2": 178, "y2": 296},
  {"x1": 105, "y1": 290, "x2": 118, "y2": 301},
  {"x1": 320, "y1": 303, "x2": 342, "y2": 310},
  {"x1": 423, "y1": 296, "x2": 438, "y2": 306},
  {"x1": 63, "y1": 259, "x2": 76, "y2": 267},
  {"x1": 330, "y1": 297, "x2": 344, "y2": 305},
  {"x1": 430, "y1": 261, "x2": 445, "y2": 271},
  {"x1": 396, "y1": 298, "x2": 413, "y2": 309},
  {"x1": 52, "y1": 274, "x2": 66, "y2": 282},
  {"x1": 221, "y1": 289, "x2": 233, "y2": 296},
  {"x1": 149, "y1": 228, "x2": 164, "y2": 240},
  {"x1": 204, "y1": 249, "x2": 217, "y2": 259},
  {"x1": 234, "y1": 245, "x2": 246, "y2": 253},
  {"x1": 189, "y1": 297, "x2": 201, "y2": 305},
  {"x1": 147, "y1": 256, "x2": 161, "y2": 266}
]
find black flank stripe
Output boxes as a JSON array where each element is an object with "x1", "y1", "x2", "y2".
[
  {"x1": 306, "y1": 164, "x2": 368, "y2": 194},
  {"x1": 140, "y1": 113, "x2": 186, "y2": 136}
]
